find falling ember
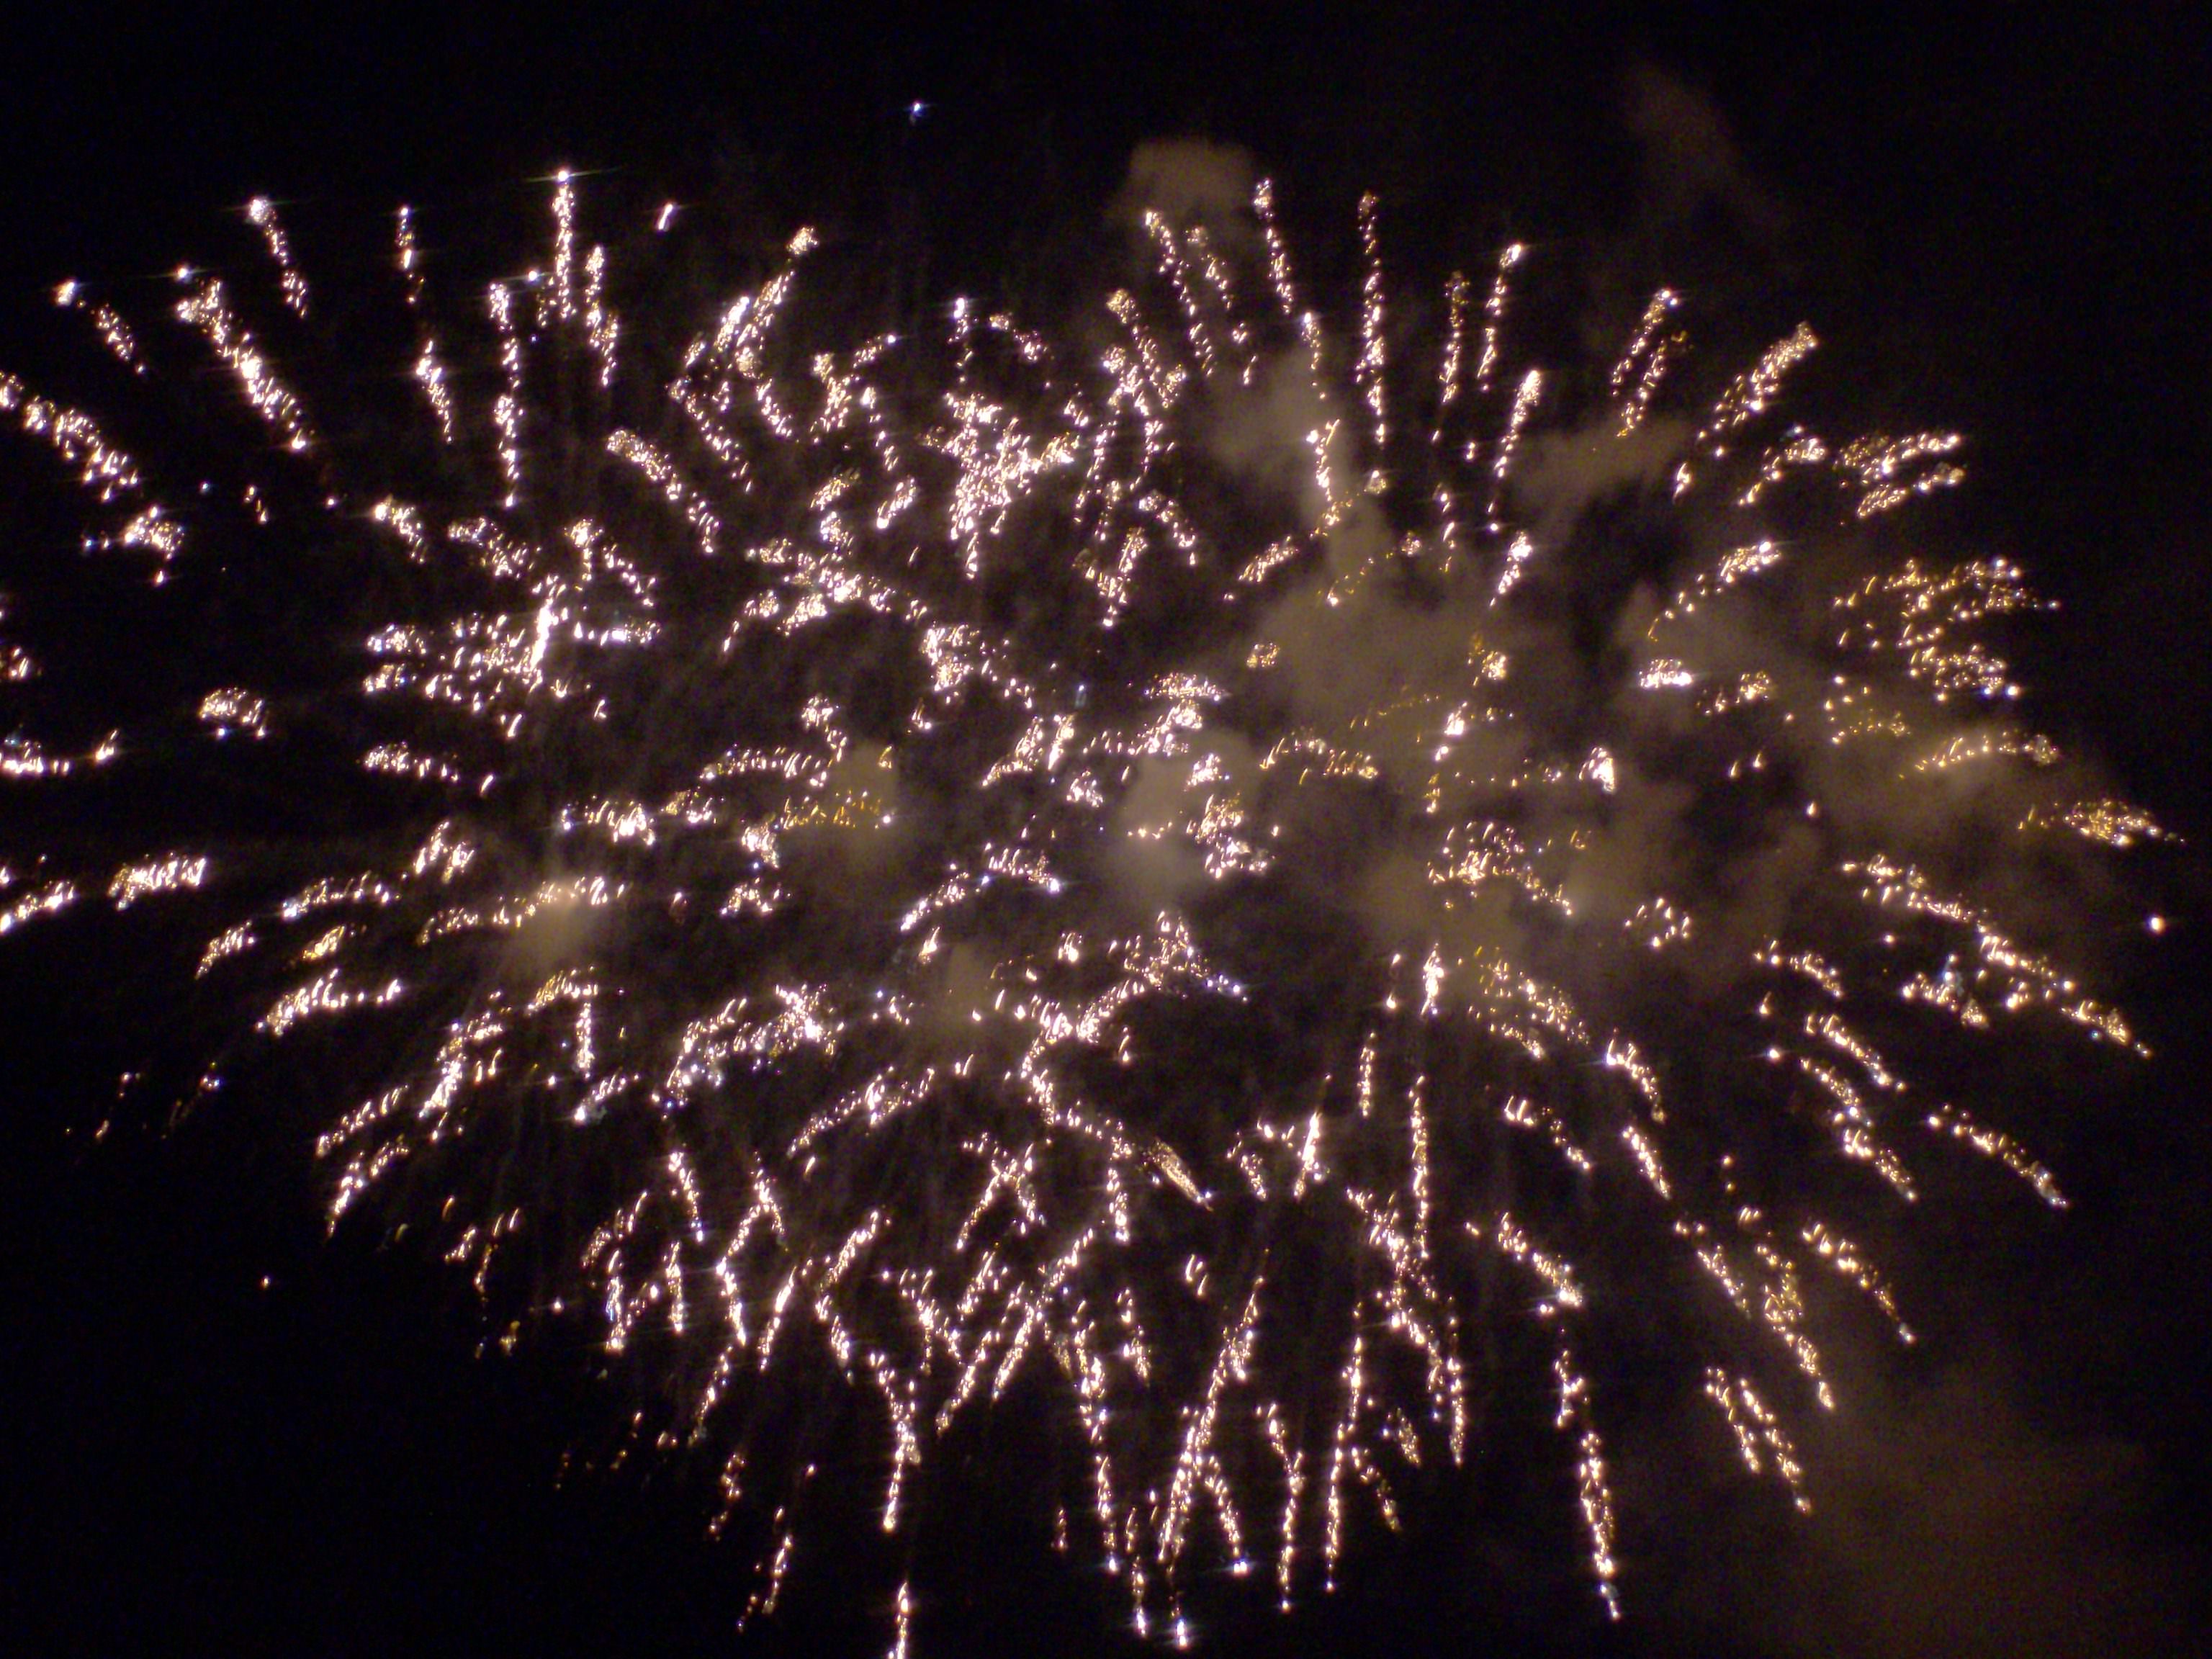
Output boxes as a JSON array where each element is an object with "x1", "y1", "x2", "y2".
[{"x1": 0, "y1": 166, "x2": 2159, "y2": 1641}]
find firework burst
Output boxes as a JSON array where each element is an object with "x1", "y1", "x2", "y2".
[{"x1": 0, "y1": 160, "x2": 2158, "y2": 1642}]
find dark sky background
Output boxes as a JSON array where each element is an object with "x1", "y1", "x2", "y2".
[{"x1": 2, "y1": 6, "x2": 2206, "y2": 1655}]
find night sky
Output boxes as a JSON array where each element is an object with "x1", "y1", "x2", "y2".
[{"x1": 3, "y1": 7, "x2": 2206, "y2": 1655}]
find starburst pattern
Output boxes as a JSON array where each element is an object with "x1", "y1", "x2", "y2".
[{"x1": 0, "y1": 168, "x2": 2156, "y2": 1642}]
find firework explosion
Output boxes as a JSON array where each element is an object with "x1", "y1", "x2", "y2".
[{"x1": 1, "y1": 156, "x2": 2160, "y2": 1644}]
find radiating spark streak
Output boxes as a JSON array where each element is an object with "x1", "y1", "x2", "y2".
[
  {"x1": 1, "y1": 374, "x2": 147, "y2": 500},
  {"x1": 1704, "y1": 1368, "x2": 1811, "y2": 1511},
  {"x1": 175, "y1": 274, "x2": 315, "y2": 452},
  {"x1": 109, "y1": 853, "x2": 208, "y2": 908},
  {"x1": 197, "y1": 688, "x2": 268, "y2": 737},
  {"x1": 246, "y1": 197, "x2": 309, "y2": 318}
]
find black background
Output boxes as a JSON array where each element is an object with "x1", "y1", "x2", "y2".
[{"x1": 3, "y1": 6, "x2": 2206, "y2": 1655}]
